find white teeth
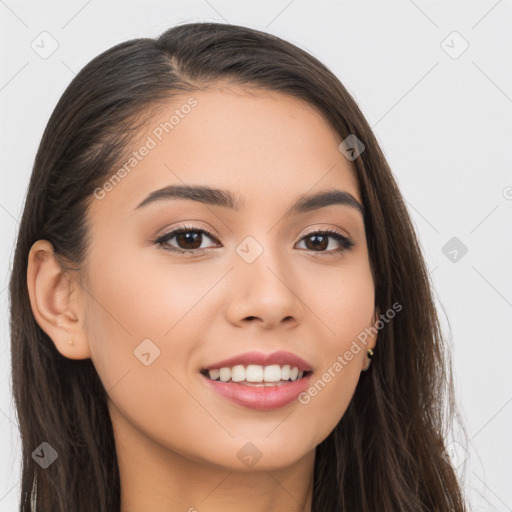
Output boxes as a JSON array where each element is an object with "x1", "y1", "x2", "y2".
[
  {"x1": 206, "y1": 364, "x2": 307, "y2": 383},
  {"x1": 263, "y1": 364, "x2": 282, "y2": 382},
  {"x1": 231, "y1": 365, "x2": 245, "y2": 382},
  {"x1": 219, "y1": 367, "x2": 231, "y2": 382},
  {"x1": 245, "y1": 364, "x2": 263, "y2": 382}
]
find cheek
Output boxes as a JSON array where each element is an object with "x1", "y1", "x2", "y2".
[
  {"x1": 293, "y1": 360, "x2": 361, "y2": 450},
  {"x1": 82, "y1": 251, "x2": 218, "y2": 458},
  {"x1": 305, "y1": 257, "x2": 375, "y2": 345},
  {"x1": 81, "y1": 244, "x2": 186, "y2": 388},
  {"x1": 289, "y1": 259, "x2": 374, "y2": 440},
  {"x1": 85, "y1": 242, "x2": 218, "y2": 344}
]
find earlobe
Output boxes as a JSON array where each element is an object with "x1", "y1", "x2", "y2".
[
  {"x1": 26, "y1": 240, "x2": 91, "y2": 360},
  {"x1": 361, "y1": 307, "x2": 379, "y2": 372}
]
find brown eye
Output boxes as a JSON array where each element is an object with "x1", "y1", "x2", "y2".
[
  {"x1": 155, "y1": 226, "x2": 220, "y2": 254},
  {"x1": 175, "y1": 231, "x2": 203, "y2": 250},
  {"x1": 296, "y1": 229, "x2": 354, "y2": 254},
  {"x1": 304, "y1": 233, "x2": 329, "y2": 251},
  {"x1": 154, "y1": 226, "x2": 354, "y2": 256}
]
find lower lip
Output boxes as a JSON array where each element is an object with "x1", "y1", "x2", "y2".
[{"x1": 200, "y1": 373, "x2": 313, "y2": 410}]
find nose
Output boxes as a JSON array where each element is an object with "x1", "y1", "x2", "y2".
[{"x1": 225, "y1": 249, "x2": 304, "y2": 330}]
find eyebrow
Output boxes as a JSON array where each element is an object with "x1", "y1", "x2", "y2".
[{"x1": 131, "y1": 184, "x2": 364, "y2": 218}]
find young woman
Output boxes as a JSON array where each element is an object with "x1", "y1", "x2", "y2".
[{"x1": 9, "y1": 21, "x2": 467, "y2": 511}]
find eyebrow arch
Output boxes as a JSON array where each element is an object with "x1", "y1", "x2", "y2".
[{"x1": 131, "y1": 184, "x2": 364, "y2": 218}]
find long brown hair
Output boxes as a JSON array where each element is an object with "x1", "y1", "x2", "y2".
[{"x1": 9, "y1": 21, "x2": 468, "y2": 510}]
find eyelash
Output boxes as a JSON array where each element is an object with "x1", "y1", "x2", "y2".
[{"x1": 153, "y1": 224, "x2": 355, "y2": 256}]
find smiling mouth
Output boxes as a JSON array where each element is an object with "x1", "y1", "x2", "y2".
[{"x1": 200, "y1": 364, "x2": 312, "y2": 387}]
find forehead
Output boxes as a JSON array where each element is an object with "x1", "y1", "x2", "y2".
[{"x1": 89, "y1": 85, "x2": 361, "y2": 219}]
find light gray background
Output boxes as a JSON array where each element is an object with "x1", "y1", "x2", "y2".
[{"x1": 1, "y1": 1, "x2": 511, "y2": 510}]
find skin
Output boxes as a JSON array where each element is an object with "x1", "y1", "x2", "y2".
[{"x1": 27, "y1": 84, "x2": 378, "y2": 512}]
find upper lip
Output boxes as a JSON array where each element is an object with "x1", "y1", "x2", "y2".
[{"x1": 202, "y1": 350, "x2": 313, "y2": 372}]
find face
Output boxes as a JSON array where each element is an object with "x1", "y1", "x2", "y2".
[{"x1": 75, "y1": 85, "x2": 377, "y2": 470}]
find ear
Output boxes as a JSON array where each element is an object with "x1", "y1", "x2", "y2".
[
  {"x1": 361, "y1": 307, "x2": 380, "y2": 372},
  {"x1": 27, "y1": 239, "x2": 91, "y2": 360}
]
